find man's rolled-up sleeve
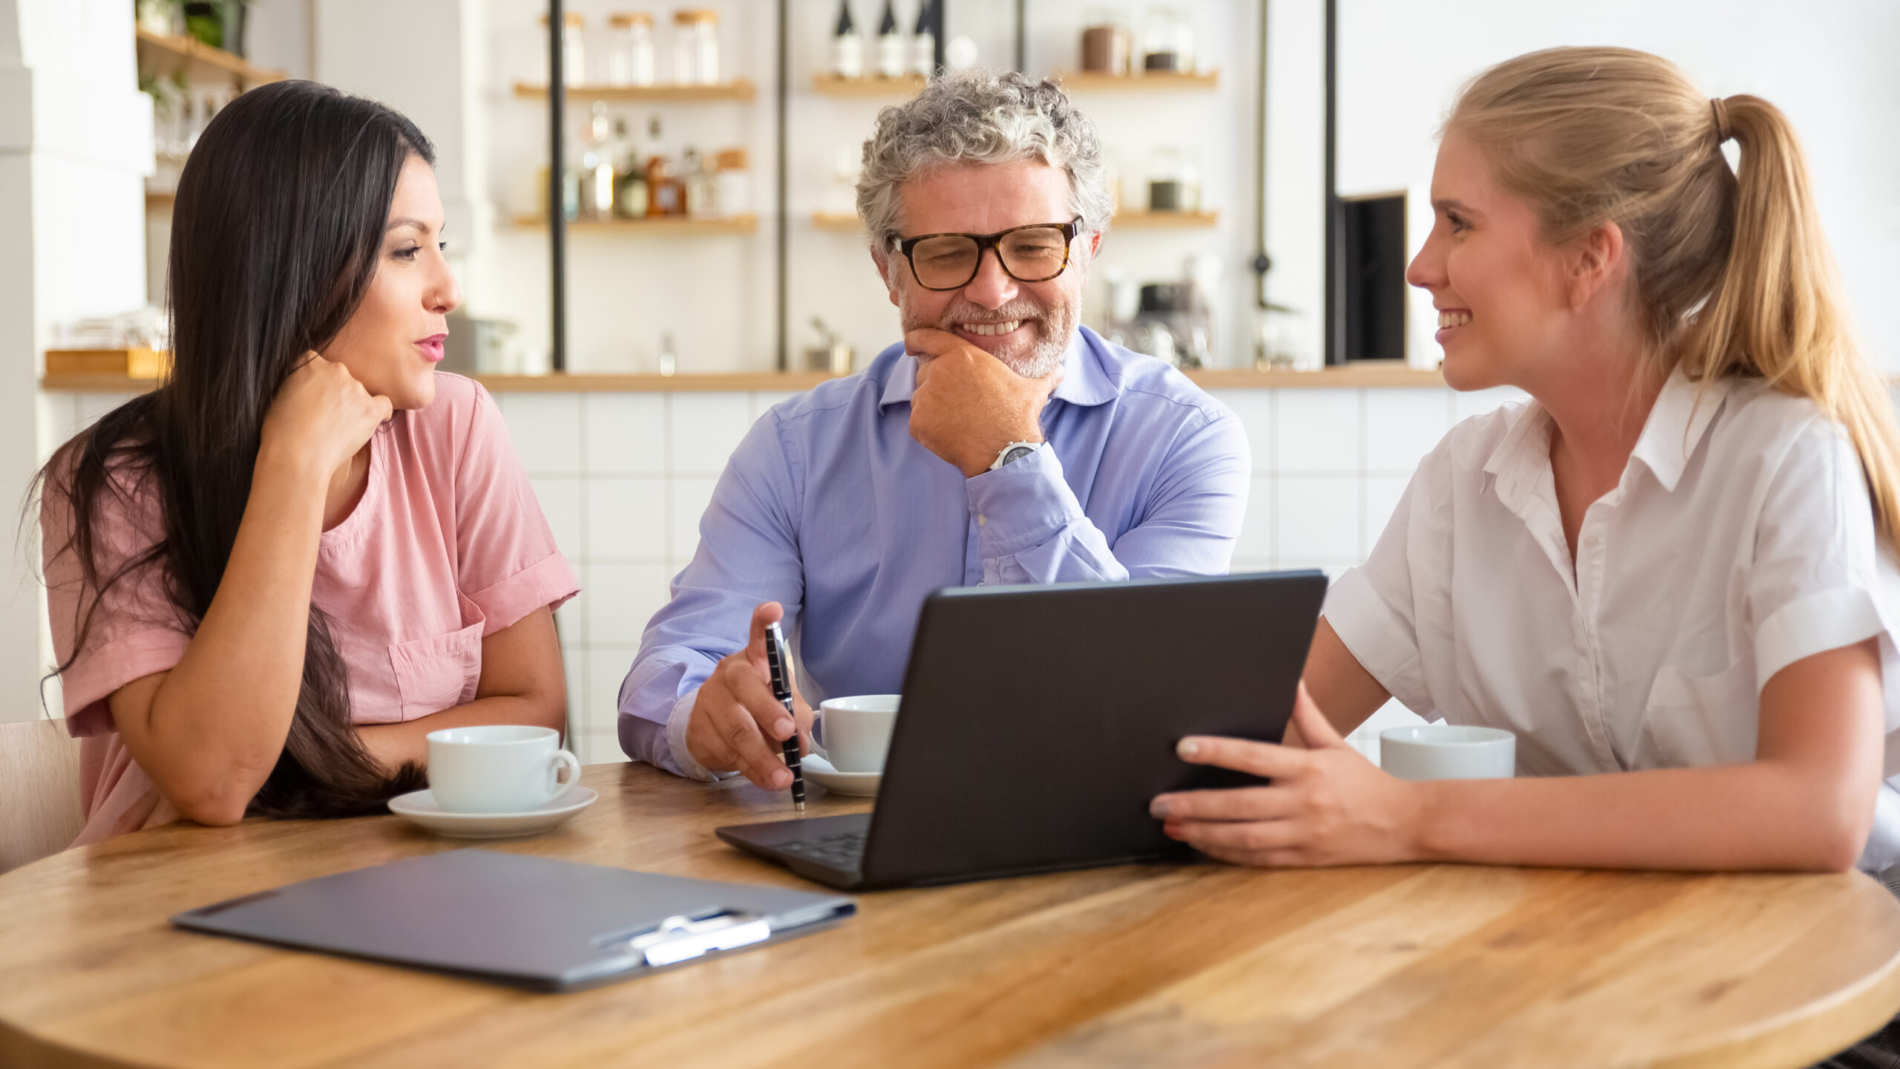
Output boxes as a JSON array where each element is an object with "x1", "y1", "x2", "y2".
[
  {"x1": 969, "y1": 404, "x2": 1250, "y2": 584},
  {"x1": 618, "y1": 413, "x2": 805, "y2": 779}
]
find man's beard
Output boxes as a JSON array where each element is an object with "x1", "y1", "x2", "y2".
[{"x1": 901, "y1": 292, "x2": 1080, "y2": 379}]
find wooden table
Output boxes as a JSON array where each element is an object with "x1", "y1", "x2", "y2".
[{"x1": 4, "y1": 763, "x2": 1900, "y2": 1069}]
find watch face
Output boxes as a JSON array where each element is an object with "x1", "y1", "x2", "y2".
[{"x1": 1002, "y1": 445, "x2": 1037, "y2": 465}]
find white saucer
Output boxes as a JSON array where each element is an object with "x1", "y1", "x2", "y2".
[
  {"x1": 800, "y1": 754, "x2": 880, "y2": 797},
  {"x1": 387, "y1": 787, "x2": 598, "y2": 839}
]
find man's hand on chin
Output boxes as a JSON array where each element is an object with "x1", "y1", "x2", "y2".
[{"x1": 905, "y1": 327, "x2": 1061, "y2": 479}]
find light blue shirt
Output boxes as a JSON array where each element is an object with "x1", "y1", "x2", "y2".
[{"x1": 618, "y1": 327, "x2": 1251, "y2": 777}]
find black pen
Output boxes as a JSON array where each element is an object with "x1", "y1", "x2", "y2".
[{"x1": 763, "y1": 621, "x2": 805, "y2": 812}]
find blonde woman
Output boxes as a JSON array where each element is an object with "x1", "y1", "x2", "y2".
[{"x1": 1153, "y1": 48, "x2": 1898, "y2": 878}]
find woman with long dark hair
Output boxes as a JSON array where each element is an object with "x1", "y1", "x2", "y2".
[{"x1": 40, "y1": 80, "x2": 579, "y2": 842}]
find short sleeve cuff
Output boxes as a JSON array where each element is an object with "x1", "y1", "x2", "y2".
[
  {"x1": 1755, "y1": 586, "x2": 1884, "y2": 691},
  {"x1": 60, "y1": 628, "x2": 193, "y2": 735},
  {"x1": 1322, "y1": 567, "x2": 1435, "y2": 716},
  {"x1": 965, "y1": 446, "x2": 1084, "y2": 557},
  {"x1": 466, "y1": 551, "x2": 581, "y2": 637}
]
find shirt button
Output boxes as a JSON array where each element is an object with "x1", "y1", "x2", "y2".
[{"x1": 977, "y1": 514, "x2": 987, "y2": 527}]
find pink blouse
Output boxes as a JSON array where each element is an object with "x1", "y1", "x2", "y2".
[{"x1": 42, "y1": 373, "x2": 580, "y2": 846}]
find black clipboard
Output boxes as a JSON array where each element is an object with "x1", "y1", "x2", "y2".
[{"x1": 172, "y1": 849, "x2": 855, "y2": 992}]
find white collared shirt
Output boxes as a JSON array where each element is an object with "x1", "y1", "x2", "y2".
[{"x1": 1325, "y1": 367, "x2": 1900, "y2": 872}]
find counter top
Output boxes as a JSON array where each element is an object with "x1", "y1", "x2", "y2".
[{"x1": 41, "y1": 362, "x2": 1446, "y2": 394}]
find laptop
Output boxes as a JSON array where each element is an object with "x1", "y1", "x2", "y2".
[{"x1": 716, "y1": 570, "x2": 1327, "y2": 890}]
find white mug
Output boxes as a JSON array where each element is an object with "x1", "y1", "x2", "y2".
[
  {"x1": 426, "y1": 725, "x2": 581, "y2": 814},
  {"x1": 1379, "y1": 725, "x2": 1516, "y2": 781},
  {"x1": 815, "y1": 695, "x2": 900, "y2": 774}
]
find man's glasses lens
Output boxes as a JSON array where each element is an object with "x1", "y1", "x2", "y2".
[{"x1": 907, "y1": 226, "x2": 1073, "y2": 290}]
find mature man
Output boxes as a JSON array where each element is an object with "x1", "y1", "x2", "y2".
[{"x1": 618, "y1": 70, "x2": 1249, "y2": 786}]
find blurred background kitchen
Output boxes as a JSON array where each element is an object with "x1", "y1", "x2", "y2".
[{"x1": 4, "y1": 0, "x2": 1896, "y2": 764}]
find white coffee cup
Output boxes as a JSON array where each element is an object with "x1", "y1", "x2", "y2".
[
  {"x1": 815, "y1": 695, "x2": 900, "y2": 774},
  {"x1": 426, "y1": 725, "x2": 581, "y2": 814},
  {"x1": 1379, "y1": 725, "x2": 1516, "y2": 781}
]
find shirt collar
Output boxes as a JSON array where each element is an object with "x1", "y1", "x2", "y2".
[
  {"x1": 877, "y1": 329, "x2": 1118, "y2": 409},
  {"x1": 1481, "y1": 364, "x2": 1729, "y2": 501},
  {"x1": 1628, "y1": 366, "x2": 1728, "y2": 492}
]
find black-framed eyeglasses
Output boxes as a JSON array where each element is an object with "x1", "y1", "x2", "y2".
[{"x1": 893, "y1": 218, "x2": 1083, "y2": 291}]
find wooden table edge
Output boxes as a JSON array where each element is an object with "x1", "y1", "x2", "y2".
[{"x1": 1657, "y1": 915, "x2": 1900, "y2": 1069}]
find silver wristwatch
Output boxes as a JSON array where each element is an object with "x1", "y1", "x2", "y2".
[{"x1": 989, "y1": 441, "x2": 1044, "y2": 471}]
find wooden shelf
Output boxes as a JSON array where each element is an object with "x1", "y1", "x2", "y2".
[
  {"x1": 1113, "y1": 210, "x2": 1219, "y2": 228},
  {"x1": 811, "y1": 74, "x2": 926, "y2": 97},
  {"x1": 1191, "y1": 362, "x2": 1444, "y2": 389},
  {"x1": 1055, "y1": 70, "x2": 1220, "y2": 91},
  {"x1": 512, "y1": 213, "x2": 758, "y2": 235},
  {"x1": 135, "y1": 28, "x2": 283, "y2": 87},
  {"x1": 479, "y1": 371, "x2": 848, "y2": 393},
  {"x1": 813, "y1": 212, "x2": 862, "y2": 231},
  {"x1": 45, "y1": 349, "x2": 169, "y2": 380},
  {"x1": 511, "y1": 80, "x2": 756, "y2": 103}
]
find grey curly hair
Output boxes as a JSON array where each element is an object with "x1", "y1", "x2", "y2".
[{"x1": 855, "y1": 69, "x2": 1114, "y2": 252}]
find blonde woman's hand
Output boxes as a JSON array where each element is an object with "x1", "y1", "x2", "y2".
[
  {"x1": 259, "y1": 352, "x2": 393, "y2": 482},
  {"x1": 1149, "y1": 683, "x2": 1427, "y2": 867}
]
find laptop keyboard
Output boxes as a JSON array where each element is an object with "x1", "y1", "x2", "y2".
[{"x1": 777, "y1": 830, "x2": 866, "y2": 870}]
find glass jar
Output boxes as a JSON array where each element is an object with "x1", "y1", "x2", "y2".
[
  {"x1": 607, "y1": 13, "x2": 656, "y2": 87},
  {"x1": 1080, "y1": 6, "x2": 1130, "y2": 75},
  {"x1": 541, "y1": 12, "x2": 586, "y2": 86},
  {"x1": 673, "y1": 9, "x2": 720, "y2": 85},
  {"x1": 1146, "y1": 146, "x2": 1200, "y2": 213},
  {"x1": 714, "y1": 148, "x2": 751, "y2": 218},
  {"x1": 1140, "y1": 6, "x2": 1193, "y2": 74}
]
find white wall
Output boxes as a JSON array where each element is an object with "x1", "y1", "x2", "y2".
[
  {"x1": 1264, "y1": 0, "x2": 1900, "y2": 371},
  {"x1": 1, "y1": 0, "x2": 151, "y2": 722}
]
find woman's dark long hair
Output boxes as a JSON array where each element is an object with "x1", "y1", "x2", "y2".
[{"x1": 39, "y1": 80, "x2": 435, "y2": 817}]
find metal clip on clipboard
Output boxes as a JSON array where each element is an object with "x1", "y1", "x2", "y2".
[{"x1": 618, "y1": 910, "x2": 773, "y2": 967}]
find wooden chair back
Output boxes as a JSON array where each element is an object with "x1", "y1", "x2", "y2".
[{"x1": 0, "y1": 718, "x2": 84, "y2": 873}]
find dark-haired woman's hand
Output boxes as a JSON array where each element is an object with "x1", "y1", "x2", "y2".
[{"x1": 259, "y1": 352, "x2": 394, "y2": 485}]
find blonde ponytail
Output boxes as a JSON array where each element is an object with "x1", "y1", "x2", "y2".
[{"x1": 1450, "y1": 48, "x2": 1900, "y2": 546}]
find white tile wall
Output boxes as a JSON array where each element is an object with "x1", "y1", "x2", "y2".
[
  {"x1": 583, "y1": 394, "x2": 666, "y2": 476},
  {"x1": 586, "y1": 477, "x2": 665, "y2": 561},
  {"x1": 496, "y1": 393, "x2": 582, "y2": 473},
  {"x1": 669, "y1": 394, "x2": 754, "y2": 476},
  {"x1": 1365, "y1": 390, "x2": 1453, "y2": 474},
  {"x1": 1277, "y1": 476, "x2": 1362, "y2": 561},
  {"x1": 1273, "y1": 388, "x2": 1362, "y2": 474}
]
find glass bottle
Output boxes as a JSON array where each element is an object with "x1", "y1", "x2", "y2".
[
  {"x1": 830, "y1": 1, "x2": 862, "y2": 79},
  {"x1": 657, "y1": 331, "x2": 678, "y2": 377},
  {"x1": 541, "y1": 12, "x2": 586, "y2": 86},
  {"x1": 612, "y1": 116, "x2": 648, "y2": 219},
  {"x1": 644, "y1": 116, "x2": 686, "y2": 217},
  {"x1": 875, "y1": 0, "x2": 905, "y2": 78},
  {"x1": 682, "y1": 147, "x2": 717, "y2": 218},
  {"x1": 909, "y1": 0, "x2": 936, "y2": 77},
  {"x1": 579, "y1": 102, "x2": 615, "y2": 221}
]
